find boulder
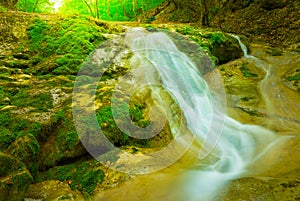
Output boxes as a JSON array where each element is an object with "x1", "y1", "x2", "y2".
[
  {"x1": 25, "y1": 180, "x2": 84, "y2": 201},
  {"x1": 211, "y1": 35, "x2": 244, "y2": 64},
  {"x1": 0, "y1": 152, "x2": 33, "y2": 201}
]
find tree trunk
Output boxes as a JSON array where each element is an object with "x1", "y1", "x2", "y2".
[
  {"x1": 201, "y1": 0, "x2": 209, "y2": 26},
  {"x1": 82, "y1": 0, "x2": 95, "y2": 17},
  {"x1": 132, "y1": 0, "x2": 135, "y2": 17},
  {"x1": 122, "y1": 3, "x2": 127, "y2": 19},
  {"x1": 107, "y1": 0, "x2": 111, "y2": 17},
  {"x1": 32, "y1": 0, "x2": 40, "y2": 12},
  {"x1": 95, "y1": 0, "x2": 100, "y2": 19}
]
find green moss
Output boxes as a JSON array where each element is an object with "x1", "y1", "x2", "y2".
[
  {"x1": 96, "y1": 102, "x2": 151, "y2": 147},
  {"x1": 129, "y1": 103, "x2": 151, "y2": 127},
  {"x1": 239, "y1": 65, "x2": 258, "y2": 78},
  {"x1": 10, "y1": 89, "x2": 53, "y2": 111},
  {"x1": 0, "y1": 128, "x2": 13, "y2": 150},
  {"x1": 56, "y1": 130, "x2": 78, "y2": 151},
  {"x1": 175, "y1": 26, "x2": 231, "y2": 64},
  {"x1": 0, "y1": 153, "x2": 26, "y2": 177},
  {"x1": 0, "y1": 111, "x2": 10, "y2": 127},
  {"x1": 0, "y1": 110, "x2": 42, "y2": 152},
  {"x1": 27, "y1": 16, "x2": 107, "y2": 75},
  {"x1": 0, "y1": 153, "x2": 33, "y2": 200},
  {"x1": 7, "y1": 134, "x2": 40, "y2": 176},
  {"x1": 41, "y1": 160, "x2": 104, "y2": 197},
  {"x1": 209, "y1": 32, "x2": 226, "y2": 47},
  {"x1": 0, "y1": 5, "x2": 7, "y2": 12},
  {"x1": 27, "y1": 18, "x2": 53, "y2": 56},
  {"x1": 288, "y1": 73, "x2": 300, "y2": 81}
]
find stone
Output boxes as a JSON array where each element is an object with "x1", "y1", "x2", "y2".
[
  {"x1": 211, "y1": 35, "x2": 244, "y2": 64},
  {"x1": 0, "y1": 152, "x2": 33, "y2": 201},
  {"x1": 25, "y1": 180, "x2": 84, "y2": 201}
]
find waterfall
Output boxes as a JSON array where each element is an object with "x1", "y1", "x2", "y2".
[
  {"x1": 124, "y1": 28, "x2": 284, "y2": 201},
  {"x1": 230, "y1": 34, "x2": 250, "y2": 58}
]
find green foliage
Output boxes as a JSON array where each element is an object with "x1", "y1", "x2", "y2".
[
  {"x1": 42, "y1": 160, "x2": 105, "y2": 196},
  {"x1": 51, "y1": 109, "x2": 65, "y2": 124},
  {"x1": 0, "y1": 153, "x2": 33, "y2": 196},
  {"x1": 27, "y1": 16, "x2": 106, "y2": 75},
  {"x1": 17, "y1": 0, "x2": 54, "y2": 13},
  {"x1": 209, "y1": 32, "x2": 226, "y2": 47},
  {"x1": 59, "y1": 0, "x2": 164, "y2": 21},
  {"x1": 51, "y1": 108, "x2": 78, "y2": 151}
]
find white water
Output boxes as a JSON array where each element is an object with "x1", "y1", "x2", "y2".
[
  {"x1": 231, "y1": 34, "x2": 280, "y2": 120},
  {"x1": 125, "y1": 28, "x2": 283, "y2": 201}
]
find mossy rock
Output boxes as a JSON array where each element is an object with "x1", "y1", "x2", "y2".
[
  {"x1": 5, "y1": 134, "x2": 40, "y2": 176},
  {"x1": 25, "y1": 16, "x2": 106, "y2": 75},
  {"x1": 210, "y1": 33, "x2": 243, "y2": 64},
  {"x1": 25, "y1": 180, "x2": 84, "y2": 201},
  {"x1": 39, "y1": 159, "x2": 105, "y2": 197},
  {"x1": 0, "y1": 152, "x2": 33, "y2": 201},
  {"x1": 39, "y1": 108, "x2": 87, "y2": 170},
  {"x1": 220, "y1": 177, "x2": 275, "y2": 201},
  {"x1": 0, "y1": 111, "x2": 42, "y2": 151},
  {"x1": 173, "y1": 25, "x2": 243, "y2": 64}
]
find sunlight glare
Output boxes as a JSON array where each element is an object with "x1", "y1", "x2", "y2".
[{"x1": 50, "y1": 0, "x2": 63, "y2": 12}]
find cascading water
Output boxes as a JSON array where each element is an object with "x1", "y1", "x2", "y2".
[{"x1": 124, "y1": 28, "x2": 285, "y2": 201}]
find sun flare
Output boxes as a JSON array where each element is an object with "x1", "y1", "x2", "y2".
[{"x1": 50, "y1": 0, "x2": 63, "y2": 12}]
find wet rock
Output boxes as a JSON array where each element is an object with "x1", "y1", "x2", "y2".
[
  {"x1": 217, "y1": 58, "x2": 266, "y2": 122},
  {"x1": 38, "y1": 109, "x2": 87, "y2": 170},
  {"x1": 0, "y1": 152, "x2": 33, "y2": 201},
  {"x1": 5, "y1": 134, "x2": 40, "y2": 175},
  {"x1": 211, "y1": 35, "x2": 243, "y2": 64},
  {"x1": 220, "y1": 177, "x2": 275, "y2": 201},
  {"x1": 25, "y1": 180, "x2": 84, "y2": 201}
]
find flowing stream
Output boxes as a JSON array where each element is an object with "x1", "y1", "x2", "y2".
[
  {"x1": 96, "y1": 28, "x2": 287, "y2": 201},
  {"x1": 232, "y1": 35, "x2": 300, "y2": 133}
]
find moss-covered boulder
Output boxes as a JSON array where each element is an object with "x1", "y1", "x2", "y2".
[
  {"x1": 217, "y1": 58, "x2": 266, "y2": 123},
  {"x1": 0, "y1": 152, "x2": 33, "y2": 201},
  {"x1": 25, "y1": 180, "x2": 84, "y2": 201},
  {"x1": 38, "y1": 159, "x2": 106, "y2": 197},
  {"x1": 210, "y1": 34, "x2": 243, "y2": 64},
  {"x1": 5, "y1": 134, "x2": 40, "y2": 176},
  {"x1": 167, "y1": 25, "x2": 243, "y2": 64},
  {"x1": 39, "y1": 108, "x2": 87, "y2": 170}
]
